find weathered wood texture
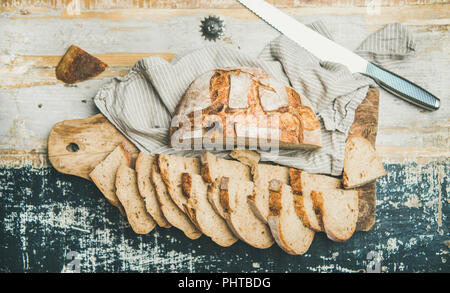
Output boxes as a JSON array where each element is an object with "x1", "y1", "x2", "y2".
[
  {"x1": 3, "y1": 0, "x2": 449, "y2": 9},
  {"x1": 0, "y1": 3, "x2": 448, "y2": 168},
  {"x1": 0, "y1": 160, "x2": 447, "y2": 272},
  {"x1": 0, "y1": 1, "x2": 449, "y2": 273},
  {"x1": 48, "y1": 114, "x2": 138, "y2": 180}
]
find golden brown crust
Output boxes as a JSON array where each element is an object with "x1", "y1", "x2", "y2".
[
  {"x1": 268, "y1": 180, "x2": 282, "y2": 217},
  {"x1": 181, "y1": 173, "x2": 192, "y2": 199},
  {"x1": 200, "y1": 161, "x2": 213, "y2": 183},
  {"x1": 55, "y1": 45, "x2": 108, "y2": 84},
  {"x1": 310, "y1": 191, "x2": 325, "y2": 231},
  {"x1": 171, "y1": 68, "x2": 321, "y2": 149},
  {"x1": 293, "y1": 195, "x2": 313, "y2": 229},
  {"x1": 218, "y1": 177, "x2": 231, "y2": 214}
]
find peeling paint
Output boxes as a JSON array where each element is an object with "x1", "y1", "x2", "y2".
[{"x1": 0, "y1": 160, "x2": 448, "y2": 272}]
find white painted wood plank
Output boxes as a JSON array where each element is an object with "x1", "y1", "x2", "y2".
[{"x1": 0, "y1": 9, "x2": 448, "y2": 166}]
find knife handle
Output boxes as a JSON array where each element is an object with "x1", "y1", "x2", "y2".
[{"x1": 365, "y1": 62, "x2": 440, "y2": 111}]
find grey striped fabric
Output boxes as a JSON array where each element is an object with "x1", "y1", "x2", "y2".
[{"x1": 94, "y1": 22, "x2": 415, "y2": 176}]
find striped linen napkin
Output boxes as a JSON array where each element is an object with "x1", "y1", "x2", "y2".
[{"x1": 94, "y1": 22, "x2": 416, "y2": 176}]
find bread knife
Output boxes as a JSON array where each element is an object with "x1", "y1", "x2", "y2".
[{"x1": 237, "y1": 0, "x2": 440, "y2": 111}]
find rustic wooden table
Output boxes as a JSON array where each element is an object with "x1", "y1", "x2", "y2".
[{"x1": 0, "y1": 0, "x2": 448, "y2": 273}]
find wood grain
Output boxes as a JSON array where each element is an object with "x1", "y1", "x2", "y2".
[
  {"x1": 3, "y1": 0, "x2": 449, "y2": 10},
  {"x1": 47, "y1": 114, "x2": 138, "y2": 180}
]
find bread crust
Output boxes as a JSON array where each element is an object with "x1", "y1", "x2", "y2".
[
  {"x1": 267, "y1": 181, "x2": 314, "y2": 255},
  {"x1": 170, "y1": 68, "x2": 321, "y2": 150},
  {"x1": 55, "y1": 45, "x2": 107, "y2": 84},
  {"x1": 219, "y1": 176, "x2": 273, "y2": 249},
  {"x1": 89, "y1": 144, "x2": 131, "y2": 215},
  {"x1": 151, "y1": 164, "x2": 202, "y2": 240},
  {"x1": 135, "y1": 153, "x2": 171, "y2": 228},
  {"x1": 181, "y1": 173, "x2": 238, "y2": 247},
  {"x1": 311, "y1": 190, "x2": 358, "y2": 242}
]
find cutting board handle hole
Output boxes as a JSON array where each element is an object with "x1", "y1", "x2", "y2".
[{"x1": 66, "y1": 143, "x2": 79, "y2": 153}]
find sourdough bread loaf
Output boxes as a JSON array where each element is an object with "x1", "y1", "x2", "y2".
[
  {"x1": 181, "y1": 173, "x2": 238, "y2": 247},
  {"x1": 199, "y1": 151, "x2": 251, "y2": 219},
  {"x1": 156, "y1": 154, "x2": 201, "y2": 211},
  {"x1": 250, "y1": 163, "x2": 290, "y2": 223},
  {"x1": 343, "y1": 136, "x2": 386, "y2": 189},
  {"x1": 218, "y1": 176, "x2": 274, "y2": 249},
  {"x1": 89, "y1": 144, "x2": 131, "y2": 214},
  {"x1": 135, "y1": 153, "x2": 171, "y2": 228},
  {"x1": 311, "y1": 189, "x2": 359, "y2": 242},
  {"x1": 289, "y1": 169, "x2": 342, "y2": 231},
  {"x1": 267, "y1": 180, "x2": 315, "y2": 255},
  {"x1": 151, "y1": 163, "x2": 202, "y2": 239},
  {"x1": 115, "y1": 163, "x2": 156, "y2": 234},
  {"x1": 170, "y1": 68, "x2": 321, "y2": 150}
]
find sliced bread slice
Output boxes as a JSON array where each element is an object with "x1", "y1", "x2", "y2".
[
  {"x1": 156, "y1": 154, "x2": 201, "y2": 211},
  {"x1": 229, "y1": 149, "x2": 260, "y2": 169},
  {"x1": 343, "y1": 136, "x2": 386, "y2": 189},
  {"x1": 200, "y1": 151, "x2": 251, "y2": 219},
  {"x1": 115, "y1": 163, "x2": 156, "y2": 234},
  {"x1": 250, "y1": 163, "x2": 289, "y2": 223},
  {"x1": 89, "y1": 144, "x2": 131, "y2": 214},
  {"x1": 219, "y1": 177, "x2": 273, "y2": 249},
  {"x1": 135, "y1": 153, "x2": 171, "y2": 228},
  {"x1": 289, "y1": 169, "x2": 342, "y2": 232},
  {"x1": 181, "y1": 173, "x2": 238, "y2": 247},
  {"x1": 267, "y1": 180, "x2": 315, "y2": 255},
  {"x1": 311, "y1": 189, "x2": 359, "y2": 242},
  {"x1": 151, "y1": 163, "x2": 202, "y2": 239}
]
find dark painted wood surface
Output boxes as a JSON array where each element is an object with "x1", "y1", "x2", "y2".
[{"x1": 1, "y1": 161, "x2": 448, "y2": 273}]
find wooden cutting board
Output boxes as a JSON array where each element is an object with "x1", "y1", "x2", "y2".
[
  {"x1": 48, "y1": 114, "x2": 139, "y2": 180},
  {"x1": 47, "y1": 88, "x2": 379, "y2": 230}
]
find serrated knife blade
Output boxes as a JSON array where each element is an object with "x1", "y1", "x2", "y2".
[{"x1": 237, "y1": 0, "x2": 440, "y2": 111}]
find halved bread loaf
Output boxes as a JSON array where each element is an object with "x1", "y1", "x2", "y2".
[
  {"x1": 151, "y1": 164, "x2": 202, "y2": 239},
  {"x1": 311, "y1": 189, "x2": 359, "y2": 242},
  {"x1": 289, "y1": 169, "x2": 342, "y2": 232},
  {"x1": 267, "y1": 180, "x2": 315, "y2": 255},
  {"x1": 219, "y1": 177, "x2": 273, "y2": 249},
  {"x1": 250, "y1": 163, "x2": 289, "y2": 223},
  {"x1": 115, "y1": 163, "x2": 156, "y2": 234},
  {"x1": 181, "y1": 173, "x2": 238, "y2": 247},
  {"x1": 343, "y1": 136, "x2": 386, "y2": 189},
  {"x1": 156, "y1": 154, "x2": 201, "y2": 211},
  {"x1": 200, "y1": 151, "x2": 251, "y2": 219},
  {"x1": 89, "y1": 144, "x2": 131, "y2": 214},
  {"x1": 135, "y1": 153, "x2": 171, "y2": 228}
]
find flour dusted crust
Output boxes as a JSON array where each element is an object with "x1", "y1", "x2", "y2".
[{"x1": 170, "y1": 68, "x2": 321, "y2": 150}]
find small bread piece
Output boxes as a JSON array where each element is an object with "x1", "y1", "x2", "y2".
[
  {"x1": 311, "y1": 189, "x2": 359, "y2": 242},
  {"x1": 89, "y1": 144, "x2": 131, "y2": 214},
  {"x1": 56, "y1": 45, "x2": 108, "y2": 84},
  {"x1": 343, "y1": 136, "x2": 386, "y2": 189},
  {"x1": 267, "y1": 180, "x2": 314, "y2": 255},
  {"x1": 250, "y1": 164, "x2": 289, "y2": 223},
  {"x1": 229, "y1": 149, "x2": 261, "y2": 169},
  {"x1": 135, "y1": 153, "x2": 171, "y2": 228},
  {"x1": 151, "y1": 164, "x2": 202, "y2": 239},
  {"x1": 115, "y1": 164, "x2": 156, "y2": 234},
  {"x1": 289, "y1": 169, "x2": 341, "y2": 231},
  {"x1": 219, "y1": 177, "x2": 273, "y2": 249},
  {"x1": 200, "y1": 152, "x2": 251, "y2": 218},
  {"x1": 181, "y1": 173, "x2": 238, "y2": 247},
  {"x1": 156, "y1": 154, "x2": 201, "y2": 212}
]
